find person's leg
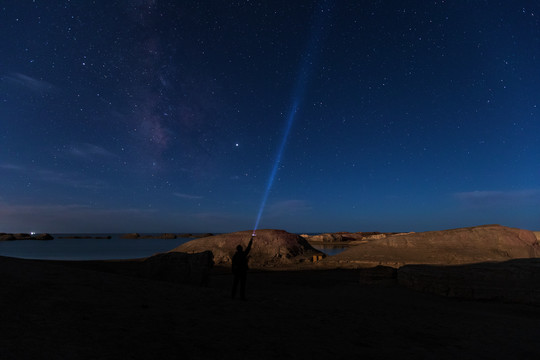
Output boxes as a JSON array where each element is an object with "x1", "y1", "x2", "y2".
[
  {"x1": 232, "y1": 275, "x2": 238, "y2": 298},
  {"x1": 240, "y1": 273, "x2": 247, "y2": 300}
]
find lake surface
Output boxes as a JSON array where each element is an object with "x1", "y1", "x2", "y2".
[
  {"x1": 0, "y1": 233, "x2": 348, "y2": 260},
  {"x1": 0, "y1": 234, "x2": 194, "y2": 260}
]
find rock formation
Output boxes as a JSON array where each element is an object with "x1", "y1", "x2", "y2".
[
  {"x1": 120, "y1": 233, "x2": 177, "y2": 239},
  {"x1": 156, "y1": 233, "x2": 176, "y2": 239},
  {"x1": 58, "y1": 235, "x2": 111, "y2": 239},
  {"x1": 398, "y1": 258, "x2": 540, "y2": 305},
  {"x1": 121, "y1": 233, "x2": 140, "y2": 239},
  {"x1": 363, "y1": 233, "x2": 386, "y2": 240},
  {"x1": 54, "y1": 251, "x2": 214, "y2": 285},
  {"x1": 303, "y1": 231, "x2": 411, "y2": 243},
  {"x1": 170, "y1": 229, "x2": 324, "y2": 267},
  {"x1": 14, "y1": 233, "x2": 32, "y2": 240},
  {"x1": 324, "y1": 224, "x2": 539, "y2": 268},
  {"x1": 33, "y1": 233, "x2": 54, "y2": 240},
  {"x1": 306, "y1": 233, "x2": 348, "y2": 242},
  {"x1": 194, "y1": 233, "x2": 213, "y2": 238},
  {"x1": 0, "y1": 233, "x2": 54, "y2": 241},
  {"x1": 142, "y1": 250, "x2": 213, "y2": 284}
]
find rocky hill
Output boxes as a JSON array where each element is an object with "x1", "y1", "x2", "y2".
[
  {"x1": 324, "y1": 224, "x2": 539, "y2": 267},
  {"x1": 170, "y1": 229, "x2": 324, "y2": 267}
]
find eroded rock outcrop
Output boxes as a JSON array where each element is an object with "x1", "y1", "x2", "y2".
[
  {"x1": 33, "y1": 233, "x2": 54, "y2": 240},
  {"x1": 324, "y1": 225, "x2": 539, "y2": 268},
  {"x1": 303, "y1": 231, "x2": 409, "y2": 243},
  {"x1": 170, "y1": 229, "x2": 324, "y2": 267},
  {"x1": 14, "y1": 233, "x2": 32, "y2": 240},
  {"x1": 307, "y1": 233, "x2": 348, "y2": 243}
]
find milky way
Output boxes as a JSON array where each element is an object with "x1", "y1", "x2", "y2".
[{"x1": 1, "y1": 1, "x2": 539, "y2": 233}]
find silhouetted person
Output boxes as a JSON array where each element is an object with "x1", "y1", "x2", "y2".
[{"x1": 231, "y1": 236, "x2": 253, "y2": 300}]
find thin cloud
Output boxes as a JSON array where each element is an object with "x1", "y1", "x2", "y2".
[
  {"x1": 0, "y1": 163, "x2": 26, "y2": 171},
  {"x1": 455, "y1": 189, "x2": 540, "y2": 207},
  {"x1": 173, "y1": 192, "x2": 203, "y2": 200},
  {"x1": 4, "y1": 72, "x2": 55, "y2": 92},
  {"x1": 38, "y1": 169, "x2": 107, "y2": 189},
  {"x1": 0, "y1": 202, "x2": 158, "y2": 233},
  {"x1": 1, "y1": 163, "x2": 107, "y2": 189},
  {"x1": 69, "y1": 143, "x2": 118, "y2": 160},
  {"x1": 0, "y1": 203, "x2": 90, "y2": 214}
]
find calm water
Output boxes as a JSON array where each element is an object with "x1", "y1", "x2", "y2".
[
  {"x1": 0, "y1": 234, "x2": 195, "y2": 260},
  {"x1": 0, "y1": 233, "x2": 347, "y2": 260}
]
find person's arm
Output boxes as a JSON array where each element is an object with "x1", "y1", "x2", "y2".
[{"x1": 245, "y1": 236, "x2": 253, "y2": 255}]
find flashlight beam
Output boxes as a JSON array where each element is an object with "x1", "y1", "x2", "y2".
[
  {"x1": 252, "y1": 1, "x2": 333, "y2": 234},
  {"x1": 253, "y1": 100, "x2": 299, "y2": 233}
]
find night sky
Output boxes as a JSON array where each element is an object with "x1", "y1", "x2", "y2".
[{"x1": 1, "y1": 1, "x2": 539, "y2": 234}]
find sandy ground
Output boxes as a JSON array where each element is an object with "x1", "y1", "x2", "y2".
[{"x1": 1, "y1": 255, "x2": 539, "y2": 359}]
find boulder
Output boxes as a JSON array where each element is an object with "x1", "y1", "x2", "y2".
[
  {"x1": 398, "y1": 259, "x2": 540, "y2": 305},
  {"x1": 142, "y1": 251, "x2": 213, "y2": 284},
  {"x1": 121, "y1": 233, "x2": 140, "y2": 239},
  {"x1": 324, "y1": 225, "x2": 540, "y2": 268},
  {"x1": 170, "y1": 229, "x2": 324, "y2": 267}
]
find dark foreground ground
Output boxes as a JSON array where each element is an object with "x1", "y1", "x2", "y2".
[{"x1": 0, "y1": 256, "x2": 539, "y2": 359}]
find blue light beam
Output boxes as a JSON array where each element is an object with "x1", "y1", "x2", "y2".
[
  {"x1": 252, "y1": 1, "x2": 333, "y2": 234},
  {"x1": 252, "y1": 100, "x2": 299, "y2": 233}
]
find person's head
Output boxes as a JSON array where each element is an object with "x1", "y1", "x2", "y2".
[{"x1": 236, "y1": 245, "x2": 243, "y2": 252}]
